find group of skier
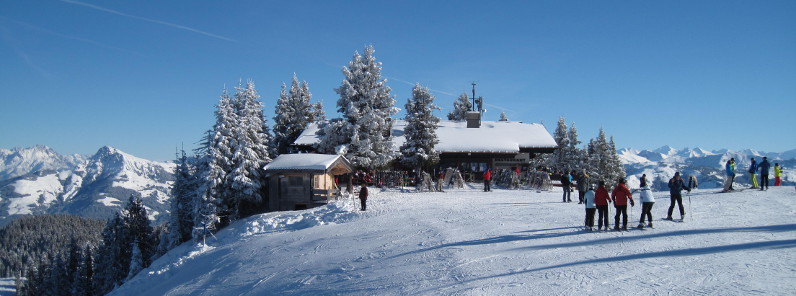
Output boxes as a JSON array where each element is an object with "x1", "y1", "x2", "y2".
[
  {"x1": 584, "y1": 173, "x2": 664, "y2": 230},
  {"x1": 724, "y1": 156, "x2": 783, "y2": 192},
  {"x1": 579, "y1": 172, "x2": 691, "y2": 231}
]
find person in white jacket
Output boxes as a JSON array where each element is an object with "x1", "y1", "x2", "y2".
[
  {"x1": 584, "y1": 185, "x2": 597, "y2": 231},
  {"x1": 637, "y1": 185, "x2": 655, "y2": 229}
]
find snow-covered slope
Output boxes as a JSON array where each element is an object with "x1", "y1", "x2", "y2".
[
  {"x1": 0, "y1": 146, "x2": 174, "y2": 226},
  {"x1": 113, "y1": 185, "x2": 796, "y2": 295}
]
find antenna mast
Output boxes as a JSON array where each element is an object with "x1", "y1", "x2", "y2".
[{"x1": 471, "y1": 83, "x2": 477, "y2": 111}]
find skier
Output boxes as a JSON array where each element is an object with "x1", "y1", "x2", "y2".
[
  {"x1": 749, "y1": 158, "x2": 759, "y2": 189},
  {"x1": 611, "y1": 178, "x2": 635, "y2": 230},
  {"x1": 561, "y1": 171, "x2": 572, "y2": 203},
  {"x1": 665, "y1": 172, "x2": 691, "y2": 221},
  {"x1": 723, "y1": 158, "x2": 736, "y2": 192},
  {"x1": 759, "y1": 157, "x2": 771, "y2": 191},
  {"x1": 437, "y1": 170, "x2": 445, "y2": 192},
  {"x1": 637, "y1": 184, "x2": 655, "y2": 229},
  {"x1": 594, "y1": 181, "x2": 611, "y2": 231},
  {"x1": 584, "y1": 185, "x2": 596, "y2": 231},
  {"x1": 483, "y1": 168, "x2": 492, "y2": 192},
  {"x1": 774, "y1": 163, "x2": 782, "y2": 186},
  {"x1": 359, "y1": 183, "x2": 368, "y2": 211},
  {"x1": 576, "y1": 171, "x2": 589, "y2": 204}
]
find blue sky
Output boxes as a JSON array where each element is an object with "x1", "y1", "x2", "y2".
[{"x1": 1, "y1": 0, "x2": 794, "y2": 161}]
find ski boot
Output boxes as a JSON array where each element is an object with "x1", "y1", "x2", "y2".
[{"x1": 636, "y1": 223, "x2": 644, "y2": 229}]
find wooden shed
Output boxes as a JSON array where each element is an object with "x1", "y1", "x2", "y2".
[{"x1": 264, "y1": 154, "x2": 353, "y2": 211}]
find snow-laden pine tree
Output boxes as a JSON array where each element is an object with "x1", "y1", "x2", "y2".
[
  {"x1": 551, "y1": 116, "x2": 570, "y2": 171},
  {"x1": 273, "y1": 74, "x2": 317, "y2": 155},
  {"x1": 127, "y1": 240, "x2": 143, "y2": 281},
  {"x1": 315, "y1": 118, "x2": 349, "y2": 155},
  {"x1": 228, "y1": 80, "x2": 272, "y2": 219},
  {"x1": 447, "y1": 93, "x2": 472, "y2": 121},
  {"x1": 606, "y1": 136, "x2": 626, "y2": 183},
  {"x1": 333, "y1": 45, "x2": 398, "y2": 170},
  {"x1": 565, "y1": 122, "x2": 586, "y2": 173},
  {"x1": 205, "y1": 89, "x2": 236, "y2": 228},
  {"x1": 400, "y1": 83, "x2": 441, "y2": 171},
  {"x1": 499, "y1": 112, "x2": 509, "y2": 121},
  {"x1": 311, "y1": 101, "x2": 326, "y2": 122},
  {"x1": 586, "y1": 128, "x2": 626, "y2": 186},
  {"x1": 124, "y1": 195, "x2": 156, "y2": 269},
  {"x1": 93, "y1": 213, "x2": 130, "y2": 295},
  {"x1": 166, "y1": 149, "x2": 196, "y2": 248}
]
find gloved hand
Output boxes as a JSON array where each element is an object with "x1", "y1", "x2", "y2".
[{"x1": 631, "y1": 201, "x2": 635, "y2": 207}]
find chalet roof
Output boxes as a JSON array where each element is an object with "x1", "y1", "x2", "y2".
[
  {"x1": 264, "y1": 154, "x2": 353, "y2": 175},
  {"x1": 294, "y1": 119, "x2": 558, "y2": 154}
]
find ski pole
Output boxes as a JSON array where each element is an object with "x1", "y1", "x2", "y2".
[{"x1": 687, "y1": 191, "x2": 692, "y2": 220}]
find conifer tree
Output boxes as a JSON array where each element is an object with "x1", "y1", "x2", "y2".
[
  {"x1": 273, "y1": 74, "x2": 317, "y2": 155},
  {"x1": 400, "y1": 83, "x2": 441, "y2": 171},
  {"x1": 311, "y1": 101, "x2": 326, "y2": 122},
  {"x1": 565, "y1": 122, "x2": 585, "y2": 172},
  {"x1": 585, "y1": 128, "x2": 625, "y2": 186},
  {"x1": 228, "y1": 80, "x2": 272, "y2": 219},
  {"x1": 93, "y1": 213, "x2": 130, "y2": 295},
  {"x1": 447, "y1": 93, "x2": 472, "y2": 121},
  {"x1": 124, "y1": 195, "x2": 156, "y2": 269},
  {"x1": 551, "y1": 116, "x2": 570, "y2": 171},
  {"x1": 499, "y1": 112, "x2": 509, "y2": 121},
  {"x1": 127, "y1": 241, "x2": 143, "y2": 281},
  {"x1": 606, "y1": 136, "x2": 626, "y2": 183},
  {"x1": 167, "y1": 149, "x2": 196, "y2": 249},
  {"x1": 332, "y1": 45, "x2": 398, "y2": 170},
  {"x1": 206, "y1": 89, "x2": 236, "y2": 228}
]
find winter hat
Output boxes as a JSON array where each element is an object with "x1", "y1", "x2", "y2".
[{"x1": 674, "y1": 172, "x2": 680, "y2": 178}]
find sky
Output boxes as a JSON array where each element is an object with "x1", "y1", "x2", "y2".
[{"x1": 1, "y1": 0, "x2": 794, "y2": 161}]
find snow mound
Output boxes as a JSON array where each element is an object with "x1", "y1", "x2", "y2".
[{"x1": 242, "y1": 201, "x2": 360, "y2": 236}]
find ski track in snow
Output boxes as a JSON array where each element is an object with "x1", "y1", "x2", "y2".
[{"x1": 112, "y1": 185, "x2": 796, "y2": 296}]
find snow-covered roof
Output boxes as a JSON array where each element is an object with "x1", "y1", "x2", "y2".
[
  {"x1": 264, "y1": 154, "x2": 353, "y2": 174},
  {"x1": 294, "y1": 120, "x2": 558, "y2": 154}
]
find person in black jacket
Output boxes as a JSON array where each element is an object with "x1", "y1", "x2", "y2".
[
  {"x1": 561, "y1": 171, "x2": 572, "y2": 203},
  {"x1": 759, "y1": 157, "x2": 771, "y2": 191},
  {"x1": 665, "y1": 172, "x2": 690, "y2": 220},
  {"x1": 359, "y1": 184, "x2": 368, "y2": 211}
]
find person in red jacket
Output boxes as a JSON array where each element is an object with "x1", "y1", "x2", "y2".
[
  {"x1": 483, "y1": 168, "x2": 492, "y2": 192},
  {"x1": 611, "y1": 178, "x2": 635, "y2": 231},
  {"x1": 594, "y1": 181, "x2": 612, "y2": 231}
]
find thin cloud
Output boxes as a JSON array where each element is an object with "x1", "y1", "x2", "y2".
[
  {"x1": 385, "y1": 76, "x2": 456, "y2": 97},
  {"x1": 0, "y1": 19, "x2": 50, "y2": 77},
  {"x1": 1, "y1": 16, "x2": 142, "y2": 56},
  {"x1": 60, "y1": 0, "x2": 236, "y2": 42}
]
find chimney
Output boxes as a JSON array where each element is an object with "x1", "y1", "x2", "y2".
[{"x1": 465, "y1": 111, "x2": 481, "y2": 128}]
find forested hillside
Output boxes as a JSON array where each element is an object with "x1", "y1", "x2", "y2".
[{"x1": 0, "y1": 215, "x2": 105, "y2": 277}]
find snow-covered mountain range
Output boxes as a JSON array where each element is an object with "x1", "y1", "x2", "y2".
[
  {"x1": 1, "y1": 145, "x2": 794, "y2": 227},
  {"x1": 0, "y1": 146, "x2": 174, "y2": 226},
  {"x1": 620, "y1": 146, "x2": 796, "y2": 191}
]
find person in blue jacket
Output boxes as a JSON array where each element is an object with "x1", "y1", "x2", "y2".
[
  {"x1": 723, "y1": 158, "x2": 736, "y2": 192},
  {"x1": 749, "y1": 158, "x2": 759, "y2": 189}
]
